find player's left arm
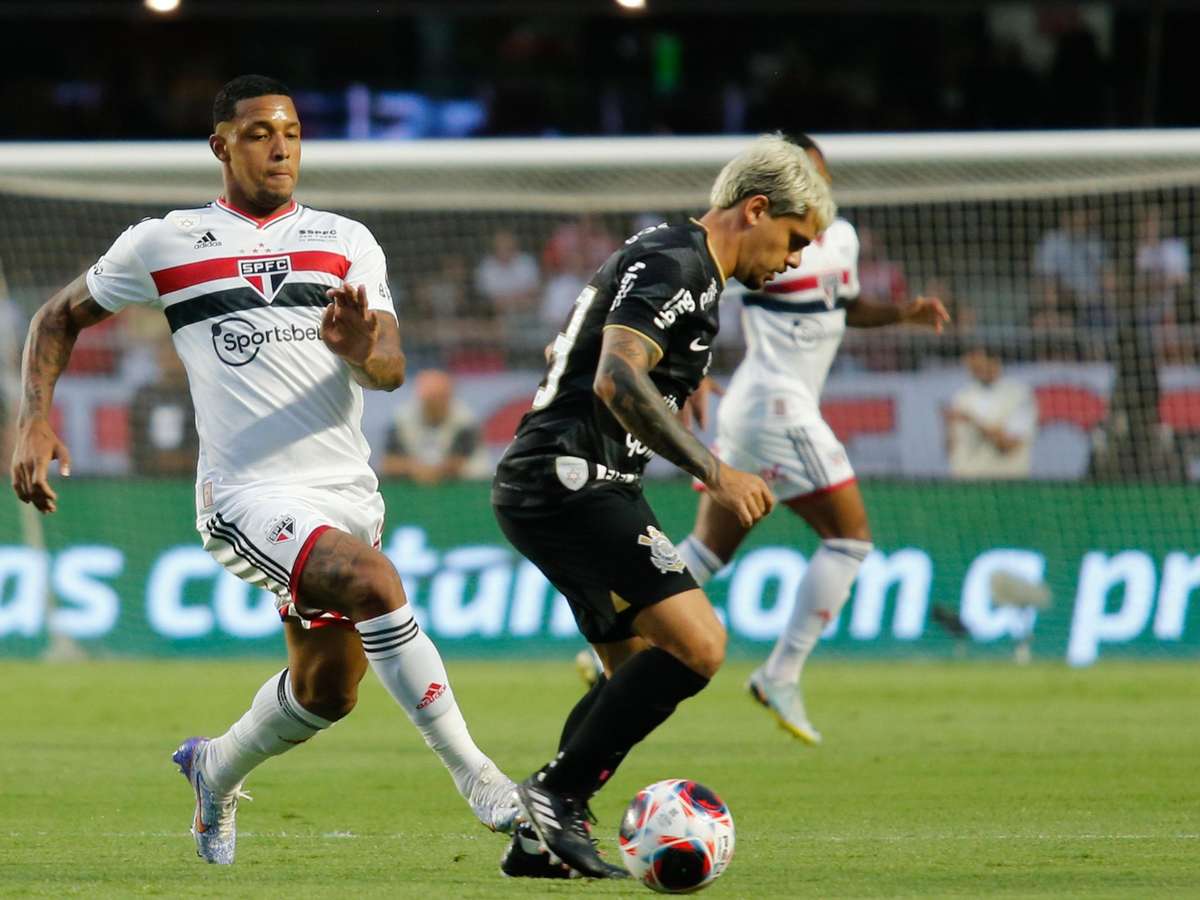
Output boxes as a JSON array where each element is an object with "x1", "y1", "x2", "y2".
[
  {"x1": 845, "y1": 295, "x2": 950, "y2": 331},
  {"x1": 595, "y1": 325, "x2": 718, "y2": 485},
  {"x1": 321, "y1": 283, "x2": 405, "y2": 391}
]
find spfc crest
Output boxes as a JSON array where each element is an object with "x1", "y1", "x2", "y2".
[
  {"x1": 267, "y1": 514, "x2": 296, "y2": 544},
  {"x1": 239, "y1": 255, "x2": 291, "y2": 302},
  {"x1": 820, "y1": 272, "x2": 840, "y2": 309}
]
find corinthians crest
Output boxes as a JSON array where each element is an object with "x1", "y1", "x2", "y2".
[{"x1": 638, "y1": 526, "x2": 686, "y2": 574}]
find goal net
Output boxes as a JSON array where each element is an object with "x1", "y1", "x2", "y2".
[{"x1": 0, "y1": 132, "x2": 1196, "y2": 665}]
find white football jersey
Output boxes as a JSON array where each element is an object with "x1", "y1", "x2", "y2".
[
  {"x1": 722, "y1": 217, "x2": 860, "y2": 422},
  {"x1": 86, "y1": 198, "x2": 396, "y2": 508}
]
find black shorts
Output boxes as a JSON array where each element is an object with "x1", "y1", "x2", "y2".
[{"x1": 493, "y1": 485, "x2": 699, "y2": 644}]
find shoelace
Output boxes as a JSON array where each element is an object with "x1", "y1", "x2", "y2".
[
  {"x1": 470, "y1": 772, "x2": 518, "y2": 830},
  {"x1": 564, "y1": 796, "x2": 599, "y2": 843},
  {"x1": 214, "y1": 788, "x2": 252, "y2": 832}
]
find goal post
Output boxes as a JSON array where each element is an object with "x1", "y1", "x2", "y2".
[{"x1": 0, "y1": 132, "x2": 1196, "y2": 664}]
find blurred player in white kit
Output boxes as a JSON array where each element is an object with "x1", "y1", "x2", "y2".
[{"x1": 676, "y1": 133, "x2": 950, "y2": 744}]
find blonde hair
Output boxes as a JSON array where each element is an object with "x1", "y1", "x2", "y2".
[{"x1": 710, "y1": 133, "x2": 837, "y2": 231}]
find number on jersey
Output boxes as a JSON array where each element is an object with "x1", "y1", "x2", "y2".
[{"x1": 533, "y1": 285, "x2": 597, "y2": 410}]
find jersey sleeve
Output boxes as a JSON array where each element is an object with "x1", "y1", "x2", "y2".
[
  {"x1": 85, "y1": 220, "x2": 160, "y2": 313},
  {"x1": 603, "y1": 250, "x2": 697, "y2": 353},
  {"x1": 345, "y1": 223, "x2": 397, "y2": 318}
]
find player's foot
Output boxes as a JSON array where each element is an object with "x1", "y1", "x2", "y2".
[
  {"x1": 574, "y1": 648, "x2": 603, "y2": 687},
  {"x1": 466, "y1": 759, "x2": 520, "y2": 834},
  {"x1": 172, "y1": 736, "x2": 248, "y2": 865},
  {"x1": 500, "y1": 822, "x2": 578, "y2": 879},
  {"x1": 515, "y1": 778, "x2": 628, "y2": 880},
  {"x1": 747, "y1": 667, "x2": 822, "y2": 746}
]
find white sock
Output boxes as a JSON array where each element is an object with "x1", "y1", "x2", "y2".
[
  {"x1": 356, "y1": 606, "x2": 489, "y2": 797},
  {"x1": 676, "y1": 534, "x2": 726, "y2": 587},
  {"x1": 764, "y1": 539, "x2": 873, "y2": 684},
  {"x1": 201, "y1": 668, "x2": 332, "y2": 795}
]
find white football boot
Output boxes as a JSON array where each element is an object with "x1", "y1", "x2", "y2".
[
  {"x1": 465, "y1": 759, "x2": 520, "y2": 833},
  {"x1": 746, "y1": 667, "x2": 822, "y2": 746},
  {"x1": 172, "y1": 736, "x2": 250, "y2": 864}
]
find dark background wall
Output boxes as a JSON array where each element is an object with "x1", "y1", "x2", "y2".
[{"x1": 1, "y1": 1, "x2": 1193, "y2": 140}]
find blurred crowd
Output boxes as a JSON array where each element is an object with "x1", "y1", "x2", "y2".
[
  {"x1": 3, "y1": 5, "x2": 1196, "y2": 139},
  {"x1": 385, "y1": 203, "x2": 1199, "y2": 376},
  {"x1": 18, "y1": 201, "x2": 1196, "y2": 380}
]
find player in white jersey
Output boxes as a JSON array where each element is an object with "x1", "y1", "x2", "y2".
[
  {"x1": 10, "y1": 75, "x2": 517, "y2": 865},
  {"x1": 676, "y1": 134, "x2": 950, "y2": 744}
]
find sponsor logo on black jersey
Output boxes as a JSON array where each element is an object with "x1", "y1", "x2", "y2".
[
  {"x1": 624, "y1": 222, "x2": 668, "y2": 245},
  {"x1": 610, "y1": 261, "x2": 646, "y2": 311},
  {"x1": 211, "y1": 315, "x2": 321, "y2": 366},
  {"x1": 653, "y1": 287, "x2": 698, "y2": 330},
  {"x1": 238, "y1": 255, "x2": 291, "y2": 302}
]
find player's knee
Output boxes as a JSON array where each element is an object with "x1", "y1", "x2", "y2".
[
  {"x1": 290, "y1": 664, "x2": 359, "y2": 721},
  {"x1": 684, "y1": 625, "x2": 726, "y2": 679},
  {"x1": 344, "y1": 553, "x2": 405, "y2": 621}
]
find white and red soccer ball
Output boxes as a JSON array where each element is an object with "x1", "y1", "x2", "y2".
[{"x1": 618, "y1": 779, "x2": 735, "y2": 893}]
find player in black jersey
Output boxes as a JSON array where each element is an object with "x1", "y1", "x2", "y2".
[{"x1": 493, "y1": 135, "x2": 837, "y2": 879}]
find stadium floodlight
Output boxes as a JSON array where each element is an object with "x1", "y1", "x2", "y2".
[
  {"x1": 615, "y1": 0, "x2": 647, "y2": 10},
  {"x1": 144, "y1": 0, "x2": 181, "y2": 13}
]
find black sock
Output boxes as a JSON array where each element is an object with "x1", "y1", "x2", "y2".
[
  {"x1": 540, "y1": 647, "x2": 709, "y2": 797},
  {"x1": 559, "y1": 673, "x2": 608, "y2": 751}
]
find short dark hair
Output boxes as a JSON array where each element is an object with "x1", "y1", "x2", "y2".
[
  {"x1": 784, "y1": 132, "x2": 823, "y2": 157},
  {"x1": 213, "y1": 75, "x2": 292, "y2": 128}
]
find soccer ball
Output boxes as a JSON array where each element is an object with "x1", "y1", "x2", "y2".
[{"x1": 618, "y1": 779, "x2": 735, "y2": 893}]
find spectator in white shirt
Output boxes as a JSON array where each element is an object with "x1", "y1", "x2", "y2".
[
  {"x1": 475, "y1": 229, "x2": 540, "y2": 315},
  {"x1": 379, "y1": 370, "x2": 490, "y2": 483},
  {"x1": 1033, "y1": 207, "x2": 1115, "y2": 329},
  {"x1": 1135, "y1": 205, "x2": 1190, "y2": 328},
  {"x1": 944, "y1": 344, "x2": 1038, "y2": 479}
]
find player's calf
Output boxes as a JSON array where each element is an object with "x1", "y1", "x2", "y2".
[
  {"x1": 296, "y1": 530, "x2": 519, "y2": 832},
  {"x1": 288, "y1": 650, "x2": 365, "y2": 721}
]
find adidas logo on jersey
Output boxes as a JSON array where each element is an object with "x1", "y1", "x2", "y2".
[
  {"x1": 193, "y1": 231, "x2": 222, "y2": 250},
  {"x1": 416, "y1": 682, "x2": 446, "y2": 710}
]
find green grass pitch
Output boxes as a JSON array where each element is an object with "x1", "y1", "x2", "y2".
[{"x1": 2, "y1": 658, "x2": 1196, "y2": 898}]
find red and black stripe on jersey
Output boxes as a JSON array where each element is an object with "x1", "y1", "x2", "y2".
[{"x1": 154, "y1": 250, "x2": 349, "y2": 333}]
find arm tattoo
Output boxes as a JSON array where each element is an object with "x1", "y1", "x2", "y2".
[
  {"x1": 595, "y1": 327, "x2": 720, "y2": 486},
  {"x1": 348, "y1": 315, "x2": 406, "y2": 391},
  {"x1": 19, "y1": 275, "x2": 111, "y2": 425}
]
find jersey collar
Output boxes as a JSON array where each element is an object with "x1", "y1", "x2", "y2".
[
  {"x1": 214, "y1": 196, "x2": 300, "y2": 229},
  {"x1": 689, "y1": 217, "x2": 727, "y2": 288}
]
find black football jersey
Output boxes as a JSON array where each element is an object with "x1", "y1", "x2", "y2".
[{"x1": 493, "y1": 220, "x2": 724, "y2": 507}]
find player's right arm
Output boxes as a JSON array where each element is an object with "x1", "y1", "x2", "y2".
[
  {"x1": 11, "y1": 274, "x2": 113, "y2": 512},
  {"x1": 594, "y1": 325, "x2": 773, "y2": 528}
]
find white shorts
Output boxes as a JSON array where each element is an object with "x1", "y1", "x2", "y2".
[
  {"x1": 715, "y1": 417, "x2": 856, "y2": 502},
  {"x1": 197, "y1": 483, "x2": 385, "y2": 629}
]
